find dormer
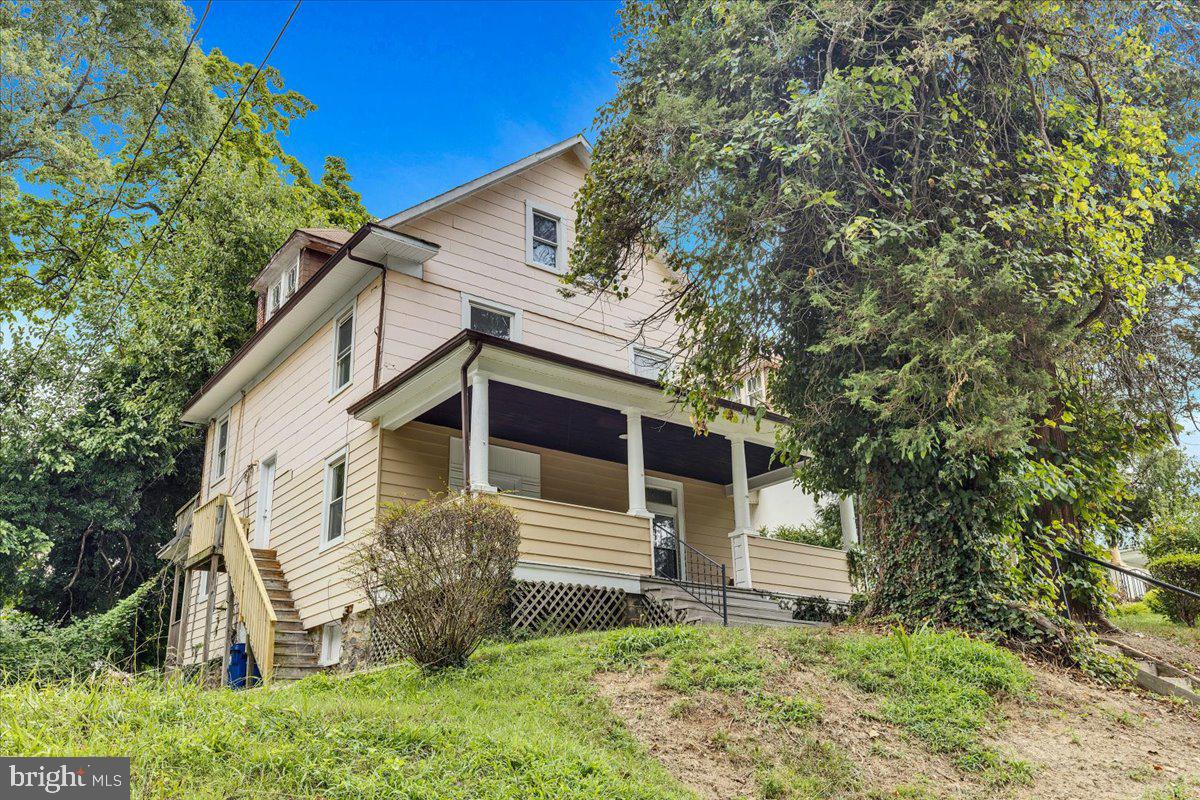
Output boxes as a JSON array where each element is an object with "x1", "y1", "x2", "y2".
[{"x1": 250, "y1": 228, "x2": 353, "y2": 330}]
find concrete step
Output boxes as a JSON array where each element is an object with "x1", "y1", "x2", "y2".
[{"x1": 272, "y1": 666, "x2": 319, "y2": 682}]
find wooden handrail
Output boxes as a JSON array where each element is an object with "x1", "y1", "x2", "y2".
[{"x1": 220, "y1": 497, "x2": 278, "y2": 682}]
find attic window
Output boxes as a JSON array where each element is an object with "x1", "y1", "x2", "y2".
[
  {"x1": 525, "y1": 204, "x2": 562, "y2": 273},
  {"x1": 266, "y1": 258, "x2": 301, "y2": 321}
]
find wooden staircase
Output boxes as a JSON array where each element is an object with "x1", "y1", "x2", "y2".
[
  {"x1": 641, "y1": 578, "x2": 820, "y2": 628},
  {"x1": 250, "y1": 549, "x2": 321, "y2": 682}
]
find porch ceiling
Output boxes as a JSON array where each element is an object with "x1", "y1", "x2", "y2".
[{"x1": 416, "y1": 381, "x2": 777, "y2": 485}]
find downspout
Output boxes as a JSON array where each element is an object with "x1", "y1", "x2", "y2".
[
  {"x1": 373, "y1": 267, "x2": 387, "y2": 389},
  {"x1": 459, "y1": 340, "x2": 484, "y2": 491}
]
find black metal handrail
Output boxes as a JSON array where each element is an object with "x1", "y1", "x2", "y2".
[
  {"x1": 1062, "y1": 548, "x2": 1200, "y2": 602},
  {"x1": 669, "y1": 536, "x2": 729, "y2": 625}
]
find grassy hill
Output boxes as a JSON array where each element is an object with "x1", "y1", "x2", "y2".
[{"x1": 1, "y1": 625, "x2": 1197, "y2": 799}]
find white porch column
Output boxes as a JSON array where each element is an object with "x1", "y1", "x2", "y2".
[
  {"x1": 728, "y1": 436, "x2": 752, "y2": 533},
  {"x1": 624, "y1": 410, "x2": 649, "y2": 516},
  {"x1": 839, "y1": 495, "x2": 859, "y2": 550},
  {"x1": 469, "y1": 371, "x2": 496, "y2": 492},
  {"x1": 727, "y1": 435, "x2": 755, "y2": 588}
]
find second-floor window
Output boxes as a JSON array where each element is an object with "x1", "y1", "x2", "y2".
[
  {"x1": 331, "y1": 307, "x2": 354, "y2": 394},
  {"x1": 631, "y1": 345, "x2": 672, "y2": 381},
  {"x1": 743, "y1": 372, "x2": 765, "y2": 405},
  {"x1": 211, "y1": 415, "x2": 229, "y2": 482},
  {"x1": 463, "y1": 295, "x2": 522, "y2": 341},
  {"x1": 322, "y1": 451, "x2": 347, "y2": 547}
]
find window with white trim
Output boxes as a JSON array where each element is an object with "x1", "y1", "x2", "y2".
[
  {"x1": 319, "y1": 622, "x2": 343, "y2": 666},
  {"x1": 743, "y1": 372, "x2": 765, "y2": 405},
  {"x1": 525, "y1": 204, "x2": 563, "y2": 273},
  {"x1": 449, "y1": 437, "x2": 541, "y2": 497},
  {"x1": 322, "y1": 452, "x2": 348, "y2": 547},
  {"x1": 631, "y1": 345, "x2": 672, "y2": 381},
  {"x1": 198, "y1": 569, "x2": 209, "y2": 598},
  {"x1": 265, "y1": 257, "x2": 301, "y2": 321},
  {"x1": 211, "y1": 415, "x2": 229, "y2": 483},
  {"x1": 461, "y1": 295, "x2": 522, "y2": 341},
  {"x1": 331, "y1": 307, "x2": 355, "y2": 393}
]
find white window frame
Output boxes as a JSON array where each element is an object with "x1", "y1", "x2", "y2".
[
  {"x1": 629, "y1": 344, "x2": 673, "y2": 381},
  {"x1": 320, "y1": 448, "x2": 349, "y2": 551},
  {"x1": 198, "y1": 569, "x2": 210, "y2": 598},
  {"x1": 210, "y1": 414, "x2": 230, "y2": 485},
  {"x1": 460, "y1": 293, "x2": 523, "y2": 342},
  {"x1": 319, "y1": 621, "x2": 343, "y2": 666},
  {"x1": 329, "y1": 304, "x2": 356, "y2": 397},
  {"x1": 284, "y1": 256, "x2": 300, "y2": 300},
  {"x1": 448, "y1": 437, "x2": 541, "y2": 497},
  {"x1": 525, "y1": 200, "x2": 565, "y2": 274}
]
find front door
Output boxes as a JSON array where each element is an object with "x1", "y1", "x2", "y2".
[
  {"x1": 255, "y1": 457, "x2": 276, "y2": 548},
  {"x1": 647, "y1": 484, "x2": 682, "y2": 580}
]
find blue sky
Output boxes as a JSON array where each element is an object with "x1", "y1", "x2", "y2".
[
  {"x1": 185, "y1": 0, "x2": 621, "y2": 219},
  {"x1": 183, "y1": 0, "x2": 1200, "y2": 461}
]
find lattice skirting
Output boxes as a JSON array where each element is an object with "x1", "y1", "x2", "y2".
[
  {"x1": 509, "y1": 580, "x2": 631, "y2": 633},
  {"x1": 365, "y1": 580, "x2": 681, "y2": 667}
]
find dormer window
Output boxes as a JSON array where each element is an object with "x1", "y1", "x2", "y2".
[
  {"x1": 743, "y1": 372, "x2": 765, "y2": 405},
  {"x1": 266, "y1": 258, "x2": 301, "y2": 322}
]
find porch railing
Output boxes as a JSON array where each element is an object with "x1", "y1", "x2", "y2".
[{"x1": 673, "y1": 536, "x2": 729, "y2": 626}]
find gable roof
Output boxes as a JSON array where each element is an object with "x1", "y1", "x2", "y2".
[{"x1": 377, "y1": 134, "x2": 591, "y2": 229}]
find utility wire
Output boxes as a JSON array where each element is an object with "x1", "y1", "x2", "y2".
[
  {"x1": 41, "y1": 0, "x2": 301, "y2": 404},
  {"x1": 5, "y1": 1, "x2": 214, "y2": 408}
]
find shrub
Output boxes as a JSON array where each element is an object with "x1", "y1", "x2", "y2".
[
  {"x1": 356, "y1": 492, "x2": 520, "y2": 671},
  {"x1": 761, "y1": 501, "x2": 842, "y2": 549},
  {"x1": 0, "y1": 576, "x2": 165, "y2": 682},
  {"x1": 1146, "y1": 553, "x2": 1200, "y2": 627}
]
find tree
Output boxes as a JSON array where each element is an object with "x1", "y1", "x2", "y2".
[
  {"x1": 0, "y1": 3, "x2": 371, "y2": 620},
  {"x1": 567, "y1": 1, "x2": 1200, "y2": 643}
]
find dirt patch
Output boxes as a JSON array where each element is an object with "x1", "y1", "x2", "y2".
[
  {"x1": 1002, "y1": 660, "x2": 1200, "y2": 800},
  {"x1": 594, "y1": 642, "x2": 1200, "y2": 800}
]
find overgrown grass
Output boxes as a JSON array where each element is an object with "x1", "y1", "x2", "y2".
[
  {"x1": 1112, "y1": 604, "x2": 1200, "y2": 647},
  {"x1": 0, "y1": 625, "x2": 1047, "y2": 799},
  {"x1": 830, "y1": 626, "x2": 1035, "y2": 786},
  {"x1": 0, "y1": 633, "x2": 688, "y2": 800}
]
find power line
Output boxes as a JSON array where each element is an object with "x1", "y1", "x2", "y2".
[
  {"x1": 6, "y1": 1, "x2": 214, "y2": 406},
  {"x1": 19, "y1": 0, "x2": 302, "y2": 409}
]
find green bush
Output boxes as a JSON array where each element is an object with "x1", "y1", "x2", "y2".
[
  {"x1": 0, "y1": 576, "x2": 164, "y2": 682},
  {"x1": 761, "y1": 501, "x2": 842, "y2": 549},
  {"x1": 1146, "y1": 554, "x2": 1200, "y2": 627}
]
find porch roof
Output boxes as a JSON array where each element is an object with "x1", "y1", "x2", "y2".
[{"x1": 349, "y1": 330, "x2": 789, "y2": 485}]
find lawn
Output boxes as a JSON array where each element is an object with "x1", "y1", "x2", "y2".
[
  {"x1": 1111, "y1": 602, "x2": 1200, "y2": 647},
  {"x1": 0, "y1": 626, "x2": 1040, "y2": 800}
]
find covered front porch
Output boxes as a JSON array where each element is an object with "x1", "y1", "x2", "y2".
[{"x1": 350, "y1": 330, "x2": 853, "y2": 605}]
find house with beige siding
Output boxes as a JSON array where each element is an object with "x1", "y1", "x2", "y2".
[{"x1": 159, "y1": 135, "x2": 857, "y2": 683}]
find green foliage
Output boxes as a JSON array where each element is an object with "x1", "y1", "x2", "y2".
[
  {"x1": 0, "y1": 2, "x2": 370, "y2": 622},
  {"x1": 833, "y1": 627, "x2": 1033, "y2": 784},
  {"x1": 1129, "y1": 448, "x2": 1200, "y2": 559},
  {"x1": 0, "y1": 575, "x2": 166, "y2": 682},
  {"x1": 594, "y1": 625, "x2": 697, "y2": 667},
  {"x1": 1146, "y1": 554, "x2": 1200, "y2": 626},
  {"x1": 761, "y1": 500, "x2": 842, "y2": 549},
  {"x1": 568, "y1": 0, "x2": 1200, "y2": 642}
]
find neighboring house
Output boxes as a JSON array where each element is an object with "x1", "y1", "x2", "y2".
[{"x1": 160, "y1": 135, "x2": 856, "y2": 682}]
